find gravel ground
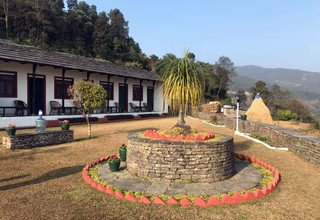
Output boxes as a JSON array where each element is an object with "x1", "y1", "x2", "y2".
[{"x1": 0, "y1": 117, "x2": 319, "y2": 220}]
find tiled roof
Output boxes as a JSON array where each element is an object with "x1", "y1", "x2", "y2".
[{"x1": 0, "y1": 39, "x2": 161, "y2": 81}]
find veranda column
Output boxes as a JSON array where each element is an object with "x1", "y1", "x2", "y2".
[
  {"x1": 32, "y1": 63, "x2": 37, "y2": 115},
  {"x1": 139, "y1": 79, "x2": 143, "y2": 108},
  {"x1": 107, "y1": 74, "x2": 111, "y2": 109},
  {"x1": 124, "y1": 77, "x2": 128, "y2": 112},
  {"x1": 86, "y1": 71, "x2": 91, "y2": 80},
  {"x1": 152, "y1": 80, "x2": 156, "y2": 112},
  {"x1": 61, "y1": 68, "x2": 66, "y2": 114}
]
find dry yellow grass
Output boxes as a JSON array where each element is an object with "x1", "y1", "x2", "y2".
[{"x1": 0, "y1": 117, "x2": 319, "y2": 220}]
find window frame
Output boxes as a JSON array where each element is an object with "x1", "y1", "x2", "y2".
[
  {"x1": 100, "y1": 81, "x2": 114, "y2": 100},
  {"x1": 54, "y1": 76, "x2": 74, "y2": 99},
  {"x1": 0, "y1": 71, "x2": 17, "y2": 98},
  {"x1": 132, "y1": 85, "x2": 143, "y2": 101}
]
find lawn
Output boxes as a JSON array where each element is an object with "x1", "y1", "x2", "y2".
[{"x1": 0, "y1": 117, "x2": 319, "y2": 220}]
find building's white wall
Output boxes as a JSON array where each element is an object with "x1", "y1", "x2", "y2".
[
  {"x1": 0, "y1": 60, "x2": 167, "y2": 115},
  {"x1": 154, "y1": 82, "x2": 168, "y2": 112},
  {"x1": 0, "y1": 60, "x2": 30, "y2": 115}
]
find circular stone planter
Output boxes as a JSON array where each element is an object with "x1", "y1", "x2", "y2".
[
  {"x1": 82, "y1": 153, "x2": 280, "y2": 207},
  {"x1": 127, "y1": 132, "x2": 236, "y2": 183}
]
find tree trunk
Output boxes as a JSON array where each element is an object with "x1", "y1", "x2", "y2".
[
  {"x1": 177, "y1": 106, "x2": 186, "y2": 125},
  {"x1": 173, "y1": 105, "x2": 191, "y2": 132},
  {"x1": 86, "y1": 115, "x2": 91, "y2": 138},
  {"x1": 3, "y1": 0, "x2": 8, "y2": 38},
  {"x1": 216, "y1": 78, "x2": 223, "y2": 99}
]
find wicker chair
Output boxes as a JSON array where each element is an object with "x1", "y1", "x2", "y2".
[
  {"x1": 14, "y1": 100, "x2": 29, "y2": 116},
  {"x1": 129, "y1": 102, "x2": 141, "y2": 112},
  {"x1": 143, "y1": 103, "x2": 148, "y2": 112},
  {"x1": 114, "y1": 102, "x2": 122, "y2": 113},
  {"x1": 49, "y1": 101, "x2": 62, "y2": 115}
]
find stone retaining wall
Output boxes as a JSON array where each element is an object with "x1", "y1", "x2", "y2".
[
  {"x1": 127, "y1": 132, "x2": 235, "y2": 183},
  {"x1": 2, "y1": 130, "x2": 74, "y2": 149},
  {"x1": 197, "y1": 112, "x2": 320, "y2": 164}
]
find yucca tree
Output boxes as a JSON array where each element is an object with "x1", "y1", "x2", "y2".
[{"x1": 162, "y1": 52, "x2": 203, "y2": 131}]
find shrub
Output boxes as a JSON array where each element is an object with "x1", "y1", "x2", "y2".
[
  {"x1": 312, "y1": 119, "x2": 320, "y2": 130},
  {"x1": 69, "y1": 81, "x2": 106, "y2": 138},
  {"x1": 209, "y1": 114, "x2": 218, "y2": 124},
  {"x1": 275, "y1": 110, "x2": 300, "y2": 121}
]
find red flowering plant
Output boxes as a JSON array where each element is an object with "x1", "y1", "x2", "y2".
[
  {"x1": 143, "y1": 127, "x2": 215, "y2": 142},
  {"x1": 61, "y1": 120, "x2": 70, "y2": 125},
  {"x1": 60, "y1": 120, "x2": 70, "y2": 130},
  {"x1": 7, "y1": 123, "x2": 16, "y2": 129}
]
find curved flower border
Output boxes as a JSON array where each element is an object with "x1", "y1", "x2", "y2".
[
  {"x1": 143, "y1": 130, "x2": 215, "y2": 142},
  {"x1": 82, "y1": 153, "x2": 280, "y2": 207}
]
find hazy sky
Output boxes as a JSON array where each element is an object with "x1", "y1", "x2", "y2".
[{"x1": 72, "y1": 0, "x2": 320, "y2": 72}]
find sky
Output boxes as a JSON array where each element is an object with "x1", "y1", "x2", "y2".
[{"x1": 70, "y1": 0, "x2": 320, "y2": 72}]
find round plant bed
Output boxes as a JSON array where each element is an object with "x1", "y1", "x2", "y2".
[
  {"x1": 82, "y1": 153, "x2": 280, "y2": 207},
  {"x1": 127, "y1": 132, "x2": 236, "y2": 183}
]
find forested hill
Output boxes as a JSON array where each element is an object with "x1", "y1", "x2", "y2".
[
  {"x1": 231, "y1": 65, "x2": 320, "y2": 118},
  {"x1": 0, "y1": 0, "x2": 149, "y2": 69},
  {"x1": 233, "y1": 65, "x2": 320, "y2": 100}
]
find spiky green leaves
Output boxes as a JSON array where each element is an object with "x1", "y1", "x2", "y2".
[{"x1": 162, "y1": 52, "x2": 203, "y2": 113}]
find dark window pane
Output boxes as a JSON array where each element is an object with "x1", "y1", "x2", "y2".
[
  {"x1": 100, "y1": 82, "x2": 114, "y2": 100},
  {"x1": 133, "y1": 85, "x2": 143, "y2": 101},
  {"x1": 0, "y1": 72, "x2": 17, "y2": 97},
  {"x1": 55, "y1": 77, "x2": 74, "y2": 99}
]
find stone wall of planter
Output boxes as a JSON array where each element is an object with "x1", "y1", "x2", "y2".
[
  {"x1": 197, "y1": 112, "x2": 320, "y2": 164},
  {"x1": 2, "y1": 130, "x2": 74, "y2": 149},
  {"x1": 127, "y1": 132, "x2": 235, "y2": 183}
]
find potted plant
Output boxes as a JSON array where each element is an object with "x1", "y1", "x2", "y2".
[
  {"x1": 60, "y1": 120, "x2": 70, "y2": 130},
  {"x1": 6, "y1": 123, "x2": 16, "y2": 136},
  {"x1": 240, "y1": 114, "x2": 247, "y2": 121},
  {"x1": 119, "y1": 144, "x2": 127, "y2": 162},
  {"x1": 108, "y1": 158, "x2": 121, "y2": 172}
]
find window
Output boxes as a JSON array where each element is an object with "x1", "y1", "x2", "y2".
[
  {"x1": 0, "y1": 71, "x2": 17, "y2": 97},
  {"x1": 54, "y1": 77, "x2": 74, "y2": 99},
  {"x1": 132, "y1": 85, "x2": 143, "y2": 101},
  {"x1": 100, "y1": 81, "x2": 114, "y2": 100}
]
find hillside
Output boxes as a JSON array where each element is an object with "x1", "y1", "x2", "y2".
[{"x1": 231, "y1": 65, "x2": 320, "y2": 118}]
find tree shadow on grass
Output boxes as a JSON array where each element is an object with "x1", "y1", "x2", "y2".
[
  {"x1": 234, "y1": 140, "x2": 252, "y2": 151},
  {"x1": 73, "y1": 136, "x2": 99, "y2": 142},
  {"x1": 129, "y1": 127, "x2": 159, "y2": 133},
  {"x1": 0, "y1": 165, "x2": 83, "y2": 191},
  {"x1": 0, "y1": 147, "x2": 68, "y2": 161},
  {"x1": 0, "y1": 174, "x2": 31, "y2": 183}
]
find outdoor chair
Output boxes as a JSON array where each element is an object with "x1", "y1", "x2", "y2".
[
  {"x1": 129, "y1": 102, "x2": 141, "y2": 112},
  {"x1": 114, "y1": 102, "x2": 121, "y2": 113},
  {"x1": 49, "y1": 101, "x2": 62, "y2": 115},
  {"x1": 107, "y1": 102, "x2": 120, "y2": 113},
  {"x1": 14, "y1": 100, "x2": 29, "y2": 116},
  {"x1": 143, "y1": 103, "x2": 149, "y2": 112}
]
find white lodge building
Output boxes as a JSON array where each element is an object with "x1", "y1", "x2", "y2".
[{"x1": 0, "y1": 40, "x2": 167, "y2": 128}]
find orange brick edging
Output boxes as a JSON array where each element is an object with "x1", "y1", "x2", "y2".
[{"x1": 82, "y1": 153, "x2": 280, "y2": 207}]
